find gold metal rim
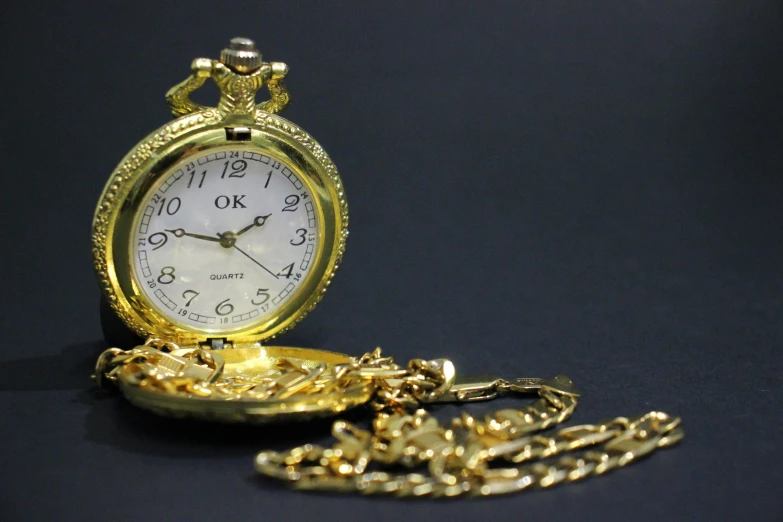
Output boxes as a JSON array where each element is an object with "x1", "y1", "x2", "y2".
[{"x1": 119, "y1": 383, "x2": 372, "y2": 423}]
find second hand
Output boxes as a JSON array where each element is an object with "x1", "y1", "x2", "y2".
[{"x1": 230, "y1": 243, "x2": 279, "y2": 280}]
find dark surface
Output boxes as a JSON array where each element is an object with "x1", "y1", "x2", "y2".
[{"x1": 1, "y1": 1, "x2": 781, "y2": 521}]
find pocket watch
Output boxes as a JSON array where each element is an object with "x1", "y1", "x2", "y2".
[
  {"x1": 92, "y1": 37, "x2": 360, "y2": 421},
  {"x1": 92, "y1": 38, "x2": 683, "y2": 496},
  {"x1": 94, "y1": 37, "x2": 346, "y2": 350}
]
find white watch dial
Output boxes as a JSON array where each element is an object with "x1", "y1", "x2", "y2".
[{"x1": 131, "y1": 148, "x2": 318, "y2": 333}]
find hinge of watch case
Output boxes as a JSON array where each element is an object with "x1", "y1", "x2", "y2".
[
  {"x1": 225, "y1": 127, "x2": 251, "y2": 141},
  {"x1": 202, "y1": 338, "x2": 231, "y2": 350}
]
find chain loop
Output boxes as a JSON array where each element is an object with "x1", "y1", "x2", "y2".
[{"x1": 249, "y1": 351, "x2": 683, "y2": 496}]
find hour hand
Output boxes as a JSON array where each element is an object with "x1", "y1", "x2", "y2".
[
  {"x1": 166, "y1": 228, "x2": 221, "y2": 243},
  {"x1": 236, "y1": 214, "x2": 271, "y2": 236}
]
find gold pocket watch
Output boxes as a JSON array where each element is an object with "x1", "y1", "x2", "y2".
[
  {"x1": 92, "y1": 37, "x2": 363, "y2": 421},
  {"x1": 93, "y1": 38, "x2": 683, "y2": 496}
]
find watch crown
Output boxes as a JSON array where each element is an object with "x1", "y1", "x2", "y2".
[{"x1": 220, "y1": 37, "x2": 263, "y2": 73}]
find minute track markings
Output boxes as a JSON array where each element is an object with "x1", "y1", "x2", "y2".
[{"x1": 163, "y1": 152, "x2": 305, "y2": 191}]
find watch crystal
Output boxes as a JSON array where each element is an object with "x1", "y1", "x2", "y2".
[{"x1": 131, "y1": 148, "x2": 318, "y2": 333}]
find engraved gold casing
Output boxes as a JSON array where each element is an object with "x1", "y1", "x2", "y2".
[
  {"x1": 92, "y1": 45, "x2": 347, "y2": 347},
  {"x1": 116, "y1": 347, "x2": 373, "y2": 423}
]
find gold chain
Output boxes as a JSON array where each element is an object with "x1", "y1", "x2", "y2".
[{"x1": 93, "y1": 342, "x2": 683, "y2": 497}]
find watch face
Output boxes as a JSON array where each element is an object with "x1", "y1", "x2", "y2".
[{"x1": 130, "y1": 148, "x2": 319, "y2": 334}]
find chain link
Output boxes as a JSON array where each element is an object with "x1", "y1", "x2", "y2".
[
  {"x1": 254, "y1": 380, "x2": 682, "y2": 496},
  {"x1": 93, "y1": 344, "x2": 683, "y2": 497}
]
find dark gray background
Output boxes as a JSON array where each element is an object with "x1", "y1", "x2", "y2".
[{"x1": 0, "y1": 1, "x2": 781, "y2": 520}]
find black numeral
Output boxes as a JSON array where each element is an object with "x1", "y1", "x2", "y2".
[
  {"x1": 182, "y1": 290, "x2": 199, "y2": 307},
  {"x1": 282, "y1": 195, "x2": 299, "y2": 212},
  {"x1": 216, "y1": 298, "x2": 234, "y2": 316},
  {"x1": 148, "y1": 232, "x2": 168, "y2": 250},
  {"x1": 156, "y1": 197, "x2": 181, "y2": 216},
  {"x1": 251, "y1": 288, "x2": 270, "y2": 306},
  {"x1": 157, "y1": 266, "x2": 176, "y2": 284},
  {"x1": 290, "y1": 228, "x2": 307, "y2": 246},
  {"x1": 264, "y1": 170, "x2": 272, "y2": 188},
  {"x1": 188, "y1": 170, "x2": 206, "y2": 188},
  {"x1": 221, "y1": 159, "x2": 247, "y2": 179},
  {"x1": 278, "y1": 263, "x2": 295, "y2": 279}
]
